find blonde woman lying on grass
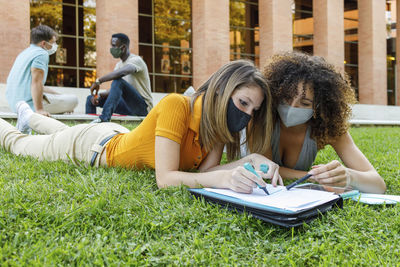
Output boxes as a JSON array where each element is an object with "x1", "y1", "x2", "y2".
[{"x1": 0, "y1": 60, "x2": 281, "y2": 193}]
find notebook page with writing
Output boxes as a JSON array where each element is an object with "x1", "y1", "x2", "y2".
[{"x1": 204, "y1": 186, "x2": 338, "y2": 212}]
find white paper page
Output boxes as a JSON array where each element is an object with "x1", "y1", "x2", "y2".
[
  {"x1": 354, "y1": 193, "x2": 400, "y2": 204},
  {"x1": 205, "y1": 187, "x2": 338, "y2": 212}
]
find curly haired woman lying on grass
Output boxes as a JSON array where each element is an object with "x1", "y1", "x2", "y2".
[{"x1": 242, "y1": 52, "x2": 386, "y2": 193}]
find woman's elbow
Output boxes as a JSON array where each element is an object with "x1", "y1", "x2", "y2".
[
  {"x1": 375, "y1": 171, "x2": 387, "y2": 193},
  {"x1": 367, "y1": 174, "x2": 386, "y2": 194},
  {"x1": 377, "y1": 179, "x2": 387, "y2": 194},
  {"x1": 156, "y1": 175, "x2": 168, "y2": 189},
  {"x1": 155, "y1": 172, "x2": 176, "y2": 189}
]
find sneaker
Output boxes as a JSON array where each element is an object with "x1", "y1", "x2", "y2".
[
  {"x1": 90, "y1": 118, "x2": 103, "y2": 124},
  {"x1": 16, "y1": 101, "x2": 33, "y2": 134}
]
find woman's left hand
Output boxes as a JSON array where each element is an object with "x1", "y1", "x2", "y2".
[
  {"x1": 248, "y1": 153, "x2": 283, "y2": 186},
  {"x1": 309, "y1": 160, "x2": 350, "y2": 187}
]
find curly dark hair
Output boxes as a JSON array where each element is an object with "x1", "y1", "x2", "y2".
[{"x1": 263, "y1": 52, "x2": 356, "y2": 149}]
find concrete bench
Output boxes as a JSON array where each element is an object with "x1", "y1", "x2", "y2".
[
  {"x1": 349, "y1": 104, "x2": 400, "y2": 125},
  {"x1": 0, "y1": 111, "x2": 145, "y2": 122},
  {"x1": 2, "y1": 83, "x2": 400, "y2": 125},
  {"x1": 0, "y1": 83, "x2": 166, "y2": 121}
]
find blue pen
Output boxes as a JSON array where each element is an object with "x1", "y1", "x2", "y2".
[
  {"x1": 243, "y1": 162, "x2": 269, "y2": 195},
  {"x1": 286, "y1": 174, "x2": 312, "y2": 190}
]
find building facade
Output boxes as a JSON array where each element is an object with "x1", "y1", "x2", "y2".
[{"x1": 0, "y1": 0, "x2": 399, "y2": 105}]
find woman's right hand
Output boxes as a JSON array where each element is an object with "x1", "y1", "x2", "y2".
[{"x1": 227, "y1": 166, "x2": 268, "y2": 193}]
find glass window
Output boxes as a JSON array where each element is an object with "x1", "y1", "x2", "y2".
[
  {"x1": 345, "y1": 65, "x2": 358, "y2": 99},
  {"x1": 386, "y1": 0, "x2": 396, "y2": 105},
  {"x1": 83, "y1": 0, "x2": 95, "y2": 8},
  {"x1": 154, "y1": 17, "x2": 192, "y2": 46},
  {"x1": 30, "y1": 0, "x2": 96, "y2": 88},
  {"x1": 83, "y1": 38, "x2": 96, "y2": 67},
  {"x1": 139, "y1": 0, "x2": 152, "y2": 15},
  {"x1": 83, "y1": 7, "x2": 96, "y2": 38},
  {"x1": 139, "y1": 0, "x2": 192, "y2": 93},
  {"x1": 387, "y1": 37, "x2": 396, "y2": 106},
  {"x1": 293, "y1": 0, "x2": 313, "y2": 54},
  {"x1": 344, "y1": 0, "x2": 358, "y2": 98},
  {"x1": 30, "y1": 1, "x2": 63, "y2": 34},
  {"x1": 229, "y1": 0, "x2": 259, "y2": 67},
  {"x1": 139, "y1": 16, "x2": 153, "y2": 44},
  {"x1": 153, "y1": 75, "x2": 192, "y2": 94},
  {"x1": 154, "y1": 0, "x2": 191, "y2": 20},
  {"x1": 344, "y1": 42, "x2": 358, "y2": 65}
]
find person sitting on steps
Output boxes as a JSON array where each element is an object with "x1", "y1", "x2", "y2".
[{"x1": 86, "y1": 33, "x2": 153, "y2": 123}]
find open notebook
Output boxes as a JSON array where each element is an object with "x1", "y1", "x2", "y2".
[
  {"x1": 205, "y1": 185, "x2": 339, "y2": 212},
  {"x1": 188, "y1": 185, "x2": 342, "y2": 227}
]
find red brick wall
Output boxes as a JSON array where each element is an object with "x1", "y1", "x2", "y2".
[
  {"x1": 259, "y1": 0, "x2": 292, "y2": 67},
  {"x1": 96, "y1": 0, "x2": 138, "y2": 89},
  {"x1": 192, "y1": 0, "x2": 230, "y2": 89},
  {"x1": 358, "y1": 0, "x2": 387, "y2": 104},
  {"x1": 0, "y1": 0, "x2": 30, "y2": 83},
  {"x1": 313, "y1": 0, "x2": 344, "y2": 72}
]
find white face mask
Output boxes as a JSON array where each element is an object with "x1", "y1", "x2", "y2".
[
  {"x1": 277, "y1": 104, "x2": 313, "y2": 127},
  {"x1": 46, "y1": 42, "x2": 58, "y2": 55}
]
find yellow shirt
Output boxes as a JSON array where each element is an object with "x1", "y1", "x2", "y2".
[{"x1": 106, "y1": 93, "x2": 208, "y2": 170}]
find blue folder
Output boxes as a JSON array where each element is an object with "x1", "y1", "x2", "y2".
[{"x1": 188, "y1": 188, "x2": 343, "y2": 228}]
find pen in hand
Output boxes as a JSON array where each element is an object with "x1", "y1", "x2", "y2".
[
  {"x1": 286, "y1": 173, "x2": 313, "y2": 190},
  {"x1": 243, "y1": 163, "x2": 269, "y2": 195}
]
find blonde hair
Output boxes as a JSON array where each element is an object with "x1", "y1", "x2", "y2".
[{"x1": 191, "y1": 60, "x2": 273, "y2": 161}]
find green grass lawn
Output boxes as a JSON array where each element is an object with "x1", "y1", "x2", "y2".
[{"x1": 0, "y1": 124, "x2": 399, "y2": 265}]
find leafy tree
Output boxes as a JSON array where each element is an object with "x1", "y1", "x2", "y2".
[{"x1": 154, "y1": 0, "x2": 191, "y2": 46}]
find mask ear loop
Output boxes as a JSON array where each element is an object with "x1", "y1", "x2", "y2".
[{"x1": 42, "y1": 41, "x2": 50, "y2": 50}]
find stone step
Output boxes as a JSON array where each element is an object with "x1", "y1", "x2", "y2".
[
  {"x1": 0, "y1": 111, "x2": 144, "y2": 122},
  {"x1": 1, "y1": 111, "x2": 399, "y2": 125},
  {"x1": 2, "y1": 83, "x2": 400, "y2": 125}
]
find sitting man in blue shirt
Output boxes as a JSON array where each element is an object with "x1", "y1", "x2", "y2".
[
  {"x1": 6, "y1": 25, "x2": 78, "y2": 128},
  {"x1": 86, "y1": 33, "x2": 153, "y2": 123}
]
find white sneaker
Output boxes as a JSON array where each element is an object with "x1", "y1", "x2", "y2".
[
  {"x1": 90, "y1": 118, "x2": 103, "y2": 124},
  {"x1": 16, "y1": 101, "x2": 33, "y2": 134}
]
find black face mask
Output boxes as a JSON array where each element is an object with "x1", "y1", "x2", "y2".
[{"x1": 226, "y1": 98, "x2": 252, "y2": 133}]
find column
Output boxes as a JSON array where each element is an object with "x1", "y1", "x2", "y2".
[
  {"x1": 358, "y1": 0, "x2": 387, "y2": 105},
  {"x1": 192, "y1": 0, "x2": 230, "y2": 89},
  {"x1": 0, "y1": 0, "x2": 30, "y2": 83},
  {"x1": 313, "y1": 0, "x2": 344, "y2": 71},
  {"x1": 96, "y1": 0, "x2": 138, "y2": 88},
  {"x1": 396, "y1": 0, "x2": 400, "y2": 105},
  {"x1": 259, "y1": 0, "x2": 292, "y2": 67}
]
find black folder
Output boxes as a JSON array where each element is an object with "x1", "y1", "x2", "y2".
[{"x1": 188, "y1": 188, "x2": 343, "y2": 228}]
